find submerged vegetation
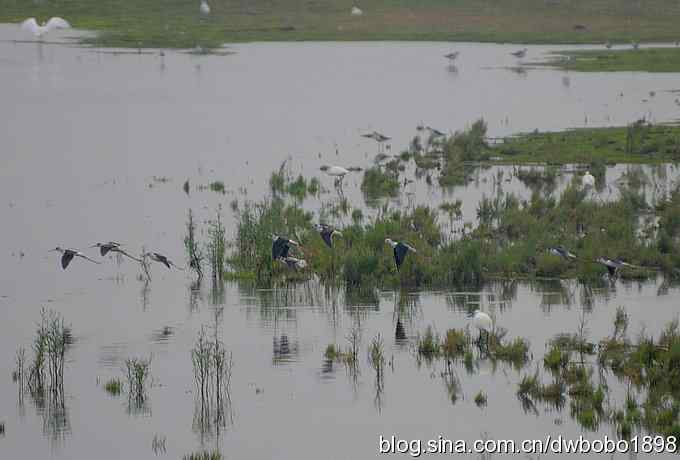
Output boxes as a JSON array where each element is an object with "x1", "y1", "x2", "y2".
[{"x1": 543, "y1": 47, "x2": 680, "y2": 72}]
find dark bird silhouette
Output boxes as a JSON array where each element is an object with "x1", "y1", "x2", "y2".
[
  {"x1": 314, "y1": 224, "x2": 343, "y2": 248},
  {"x1": 272, "y1": 235, "x2": 299, "y2": 260},
  {"x1": 385, "y1": 238, "x2": 416, "y2": 271},
  {"x1": 51, "y1": 247, "x2": 101, "y2": 269},
  {"x1": 144, "y1": 252, "x2": 183, "y2": 270},
  {"x1": 91, "y1": 241, "x2": 141, "y2": 262}
]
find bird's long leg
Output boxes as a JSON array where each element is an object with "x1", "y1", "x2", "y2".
[
  {"x1": 113, "y1": 248, "x2": 142, "y2": 263},
  {"x1": 77, "y1": 254, "x2": 101, "y2": 264}
]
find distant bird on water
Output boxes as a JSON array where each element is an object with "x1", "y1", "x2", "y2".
[
  {"x1": 51, "y1": 247, "x2": 100, "y2": 270},
  {"x1": 21, "y1": 17, "x2": 71, "y2": 39},
  {"x1": 511, "y1": 48, "x2": 528, "y2": 58},
  {"x1": 200, "y1": 0, "x2": 211, "y2": 15},
  {"x1": 314, "y1": 224, "x2": 343, "y2": 248},
  {"x1": 548, "y1": 246, "x2": 577, "y2": 260},
  {"x1": 582, "y1": 170, "x2": 595, "y2": 188},
  {"x1": 144, "y1": 252, "x2": 183, "y2": 270},
  {"x1": 385, "y1": 238, "x2": 416, "y2": 271},
  {"x1": 272, "y1": 235, "x2": 299, "y2": 261},
  {"x1": 444, "y1": 51, "x2": 459, "y2": 62},
  {"x1": 91, "y1": 242, "x2": 141, "y2": 262}
]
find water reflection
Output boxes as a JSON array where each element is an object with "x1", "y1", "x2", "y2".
[{"x1": 272, "y1": 334, "x2": 299, "y2": 365}]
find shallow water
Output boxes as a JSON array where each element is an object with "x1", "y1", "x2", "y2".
[{"x1": 1, "y1": 24, "x2": 680, "y2": 458}]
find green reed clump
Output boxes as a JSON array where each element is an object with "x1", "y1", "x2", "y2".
[
  {"x1": 417, "y1": 326, "x2": 440, "y2": 358},
  {"x1": 125, "y1": 356, "x2": 151, "y2": 402},
  {"x1": 209, "y1": 181, "x2": 225, "y2": 194},
  {"x1": 490, "y1": 336, "x2": 530, "y2": 369},
  {"x1": 191, "y1": 325, "x2": 233, "y2": 423},
  {"x1": 104, "y1": 378, "x2": 123, "y2": 396},
  {"x1": 544, "y1": 344, "x2": 570, "y2": 373},
  {"x1": 439, "y1": 119, "x2": 488, "y2": 186},
  {"x1": 183, "y1": 450, "x2": 222, "y2": 460},
  {"x1": 185, "y1": 209, "x2": 204, "y2": 282},
  {"x1": 474, "y1": 391, "x2": 488, "y2": 408},
  {"x1": 442, "y1": 328, "x2": 470, "y2": 360},
  {"x1": 361, "y1": 166, "x2": 400, "y2": 199},
  {"x1": 207, "y1": 207, "x2": 226, "y2": 281}
]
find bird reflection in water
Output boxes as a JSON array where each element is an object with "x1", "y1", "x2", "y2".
[{"x1": 272, "y1": 334, "x2": 299, "y2": 365}]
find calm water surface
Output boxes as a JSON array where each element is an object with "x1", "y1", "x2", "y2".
[{"x1": 1, "y1": 23, "x2": 680, "y2": 458}]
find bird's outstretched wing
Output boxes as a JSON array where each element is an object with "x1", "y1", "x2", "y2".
[
  {"x1": 21, "y1": 18, "x2": 39, "y2": 34},
  {"x1": 114, "y1": 248, "x2": 142, "y2": 263},
  {"x1": 61, "y1": 251, "x2": 75, "y2": 269},
  {"x1": 46, "y1": 17, "x2": 71, "y2": 30},
  {"x1": 76, "y1": 253, "x2": 101, "y2": 265}
]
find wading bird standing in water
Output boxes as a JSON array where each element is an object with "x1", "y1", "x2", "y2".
[
  {"x1": 473, "y1": 309, "x2": 493, "y2": 347},
  {"x1": 51, "y1": 247, "x2": 100, "y2": 270},
  {"x1": 21, "y1": 17, "x2": 71, "y2": 39},
  {"x1": 314, "y1": 224, "x2": 343, "y2": 248},
  {"x1": 143, "y1": 252, "x2": 183, "y2": 270},
  {"x1": 582, "y1": 170, "x2": 595, "y2": 188},
  {"x1": 510, "y1": 48, "x2": 528, "y2": 58},
  {"x1": 444, "y1": 51, "x2": 459, "y2": 62},
  {"x1": 385, "y1": 238, "x2": 416, "y2": 271},
  {"x1": 321, "y1": 165, "x2": 350, "y2": 190}
]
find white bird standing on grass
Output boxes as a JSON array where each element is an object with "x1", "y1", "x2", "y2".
[
  {"x1": 21, "y1": 17, "x2": 71, "y2": 39},
  {"x1": 200, "y1": 0, "x2": 211, "y2": 15},
  {"x1": 582, "y1": 170, "x2": 595, "y2": 188},
  {"x1": 351, "y1": 6, "x2": 363, "y2": 16}
]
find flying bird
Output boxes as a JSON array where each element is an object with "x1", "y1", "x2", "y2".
[
  {"x1": 144, "y1": 252, "x2": 183, "y2": 270},
  {"x1": 279, "y1": 256, "x2": 307, "y2": 270},
  {"x1": 51, "y1": 247, "x2": 101, "y2": 270},
  {"x1": 91, "y1": 242, "x2": 141, "y2": 262},
  {"x1": 200, "y1": 0, "x2": 211, "y2": 15},
  {"x1": 444, "y1": 51, "x2": 459, "y2": 61},
  {"x1": 385, "y1": 238, "x2": 416, "y2": 271},
  {"x1": 510, "y1": 48, "x2": 528, "y2": 58},
  {"x1": 426, "y1": 126, "x2": 446, "y2": 137},
  {"x1": 315, "y1": 224, "x2": 343, "y2": 248},
  {"x1": 582, "y1": 170, "x2": 595, "y2": 188},
  {"x1": 362, "y1": 131, "x2": 391, "y2": 143},
  {"x1": 21, "y1": 17, "x2": 71, "y2": 38},
  {"x1": 596, "y1": 257, "x2": 631, "y2": 277},
  {"x1": 548, "y1": 246, "x2": 577, "y2": 260},
  {"x1": 272, "y1": 235, "x2": 299, "y2": 261}
]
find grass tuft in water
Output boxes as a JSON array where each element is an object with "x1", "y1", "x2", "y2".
[
  {"x1": 474, "y1": 391, "x2": 488, "y2": 408},
  {"x1": 185, "y1": 209, "x2": 204, "y2": 282},
  {"x1": 361, "y1": 166, "x2": 400, "y2": 200},
  {"x1": 124, "y1": 356, "x2": 151, "y2": 403},
  {"x1": 104, "y1": 378, "x2": 123, "y2": 396},
  {"x1": 417, "y1": 326, "x2": 440, "y2": 358},
  {"x1": 183, "y1": 450, "x2": 222, "y2": 460},
  {"x1": 209, "y1": 181, "x2": 226, "y2": 194},
  {"x1": 207, "y1": 207, "x2": 226, "y2": 281}
]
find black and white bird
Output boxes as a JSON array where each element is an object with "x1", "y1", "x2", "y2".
[
  {"x1": 279, "y1": 256, "x2": 307, "y2": 270},
  {"x1": 510, "y1": 48, "x2": 528, "y2": 58},
  {"x1": 596, "y1": 257, "x2": 631, "y2": 277},
  {"x1": 91, "y1": 241, "x2": 141, "y2": 262},
  {"x1": 426, "y1": 126, "x2": 446, "y2": 137},
  {"x1": 362, "y1": 131, "x2": 391, "y2": 143},
  {"x1": 314, "y1": 224, "x2": 343, "y2": 248},
  {"x1": 385, "y1": 238, "x2": 416, "y2": 271},
  {"x1": 144, "y1": 252, "x2": 183, "y2": 270},
  {"x1": 443, "y1": 51, "x2": 459, "y2": 62},
  {"x1": 51, "y1": 247, "x2": 101, "y2": 270},
  {"x1": 548, "y1": 246, "x2": 577, "y2": 260},
  {"x1": 272, "y1": 235, "x2": 300, "y2": 261}
]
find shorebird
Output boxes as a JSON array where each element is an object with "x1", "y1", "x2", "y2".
[
  {"x1": 51, "y1": 247, "x2": 100, "y2": 270},
  {"x1": 144, "y1": 252, "x2": 183, "y2": 270},
  {"x1": 385, "y1": 238, "x2": 416, "y2": 271},
  {"x1": 314, "y1": 224, "x2": 343, "y2": 248},
  {"x1": 596, "y1": 257, "x2": 631, "y2": 277},
  {"x1": 279, "y1": 256, "x2": 307, "y2": 270},
  {"x1": 548, "y1": 246, "x2": 577, "y2": 260},
  {"x1": 473, "y1": 310, "x2": 493, "y2": 346},
  {"x1": 582, "y1": 170, "x2": 595, "y2": 188},
  {"x1": 444, "y1": 51, "x2": 459, "y2": 62},
  {"x1": 21, "y1": 17, "x2": 71, "y2": 39},
  {"x1": 200, "y1": 0, "x2": 211, "y2": 15},
  {"x1": 272, "y1": 235, "x2": 299, "y2": 261},
  {"x1": 426, "y1": 126, "x2": 446, "y2": 137},
  {"x1": 510, "y1": 48, "x2": 528, "y2": 58},
  {"x1": 321, "y1": 165, "x2": 350, "y2": 189},
  {"x1": 91, "y1": 242, "x2": 141, "y2": 262}
]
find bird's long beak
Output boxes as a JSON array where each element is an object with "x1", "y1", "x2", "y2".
[{"x1": 289, "y1": 240, "x2": 299, "y2": 246}]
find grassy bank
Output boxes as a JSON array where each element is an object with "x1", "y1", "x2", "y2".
[
  {"x1": 491, "y1": 123, "x2": 680, "y2": 165},
  {"x1": 3, "y1": 0, "x2": 680, "y2": 48},
  {"x1": 542, "y1": 47, "x2": 680, "y2": 72}
]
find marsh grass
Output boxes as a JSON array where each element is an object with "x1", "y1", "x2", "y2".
[
  {"x1": 474, "y1": 391, "x2": 488, "y2": 408},
  {"x1": 207, "y1": 207, "x2": 226, "y2": 281},
  {"x1": 208, "y1": 181, "x2": 226, "y2": 194},
  {"x1": 104, "y1": 378, "x2": 123, "y2": 396},
  {"x1": 361, "y1": 166, "x2": 400, "y2": 200},
  {"x1": 185, "y1": 209, "x2": 204, "y2": 282},
  {"x1": 417, "y1": 326, "x2": 440, "y2": 358},
  {"x1": 125, "y1": 356, "x2": 151, "y2": 404},
  {"x1": 544, "y1": 47, "x2": 680, "y2": 72},
  {"x1": 183, "y1": 450, "x2": 222, "y2": 460}
]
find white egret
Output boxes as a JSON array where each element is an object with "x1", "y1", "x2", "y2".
[
  {"x1": 21, "y1": 17, "x2": 71, "y2": 39},
  {"x1": 473, "y1": 310, "x2": 493, "y2": 345},
  {"x1": 200, "y1": 0, "x2": 211, "y2": 15},
  {"x1": 582, "y1": 170, "x2": 595, "y2": 188},
  {"x1": 351, "y1": 6, "x2": 363, "y2": 16}
]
